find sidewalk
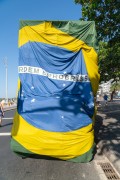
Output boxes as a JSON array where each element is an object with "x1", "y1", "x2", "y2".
[{"x1": 95, "y1": 100, "x2": 120, "y2": 174}]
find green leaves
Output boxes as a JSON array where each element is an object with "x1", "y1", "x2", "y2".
[{"x1": 74, "y1": 0, "x2": 120, "y2": 82}]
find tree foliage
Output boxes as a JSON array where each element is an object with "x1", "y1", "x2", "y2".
[
  {"x1": 98, "y1": 41, "x2": 120, "y2": 82},
  {"x1": 74, "y1": 0, "x2": 120, "y2": 82}
]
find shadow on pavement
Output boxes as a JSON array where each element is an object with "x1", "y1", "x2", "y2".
[
  {"x1": 0, "y1": 122, "x2": 13, "y2": 128},
  {"x1": 94, "y1": 101, "x2": 120, "y2": 167}
]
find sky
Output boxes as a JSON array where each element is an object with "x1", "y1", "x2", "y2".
[{"x1": 0, "y1": 0, "x2": 81, "y2": 98}]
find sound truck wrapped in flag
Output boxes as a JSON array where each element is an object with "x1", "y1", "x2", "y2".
[{"x1": 11, "y1": 20, "x2": 100, "y2": 162}]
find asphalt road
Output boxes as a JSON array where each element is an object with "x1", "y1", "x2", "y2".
[{"x1": 0, "y1": 109, "x2": 102, "y2": 180}]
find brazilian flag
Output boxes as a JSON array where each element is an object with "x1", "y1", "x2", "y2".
[{"x1": 11, "y1": 20, "x2": 100, "y2": 162}]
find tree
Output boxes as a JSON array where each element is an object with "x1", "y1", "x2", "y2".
[{"x1": 74, "y1": 0, "x2": 120, "y2": 81}]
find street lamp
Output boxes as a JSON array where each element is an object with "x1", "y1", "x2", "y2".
[{"x1": 4, "y1": 58, "x2": 8, "y2": 103}]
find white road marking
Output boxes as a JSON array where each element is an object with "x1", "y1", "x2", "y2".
[
  {"x1": 3, "y1": 118, "x2": 13, "y2": 120},
  {"x1": 0, "y1": 132, "x2": 11, "y2": 136}
]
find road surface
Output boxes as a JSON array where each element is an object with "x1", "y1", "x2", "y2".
[{"x1": 0, "y1": 109, "x2": 105, "y2": 180}]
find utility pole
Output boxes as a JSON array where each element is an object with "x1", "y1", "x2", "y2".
[{"x1": 4, "y1": 58, "x2": 8, "y2": 103}]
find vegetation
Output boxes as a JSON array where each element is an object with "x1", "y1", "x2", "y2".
[
  {"x1": 74, "y1": 0, "x2": 120, "y2": 82},
  {"x1": 110, "y1": 81, "x2": 120, "y2": 91}
]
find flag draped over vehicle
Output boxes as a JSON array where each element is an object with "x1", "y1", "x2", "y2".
[{"x1": 11, "y1": 20, "x2": 99, "y2": 162}]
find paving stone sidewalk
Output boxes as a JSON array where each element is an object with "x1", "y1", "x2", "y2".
[{"x1": 94, "y1": 100, "x2": 120, "y2": 174}]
